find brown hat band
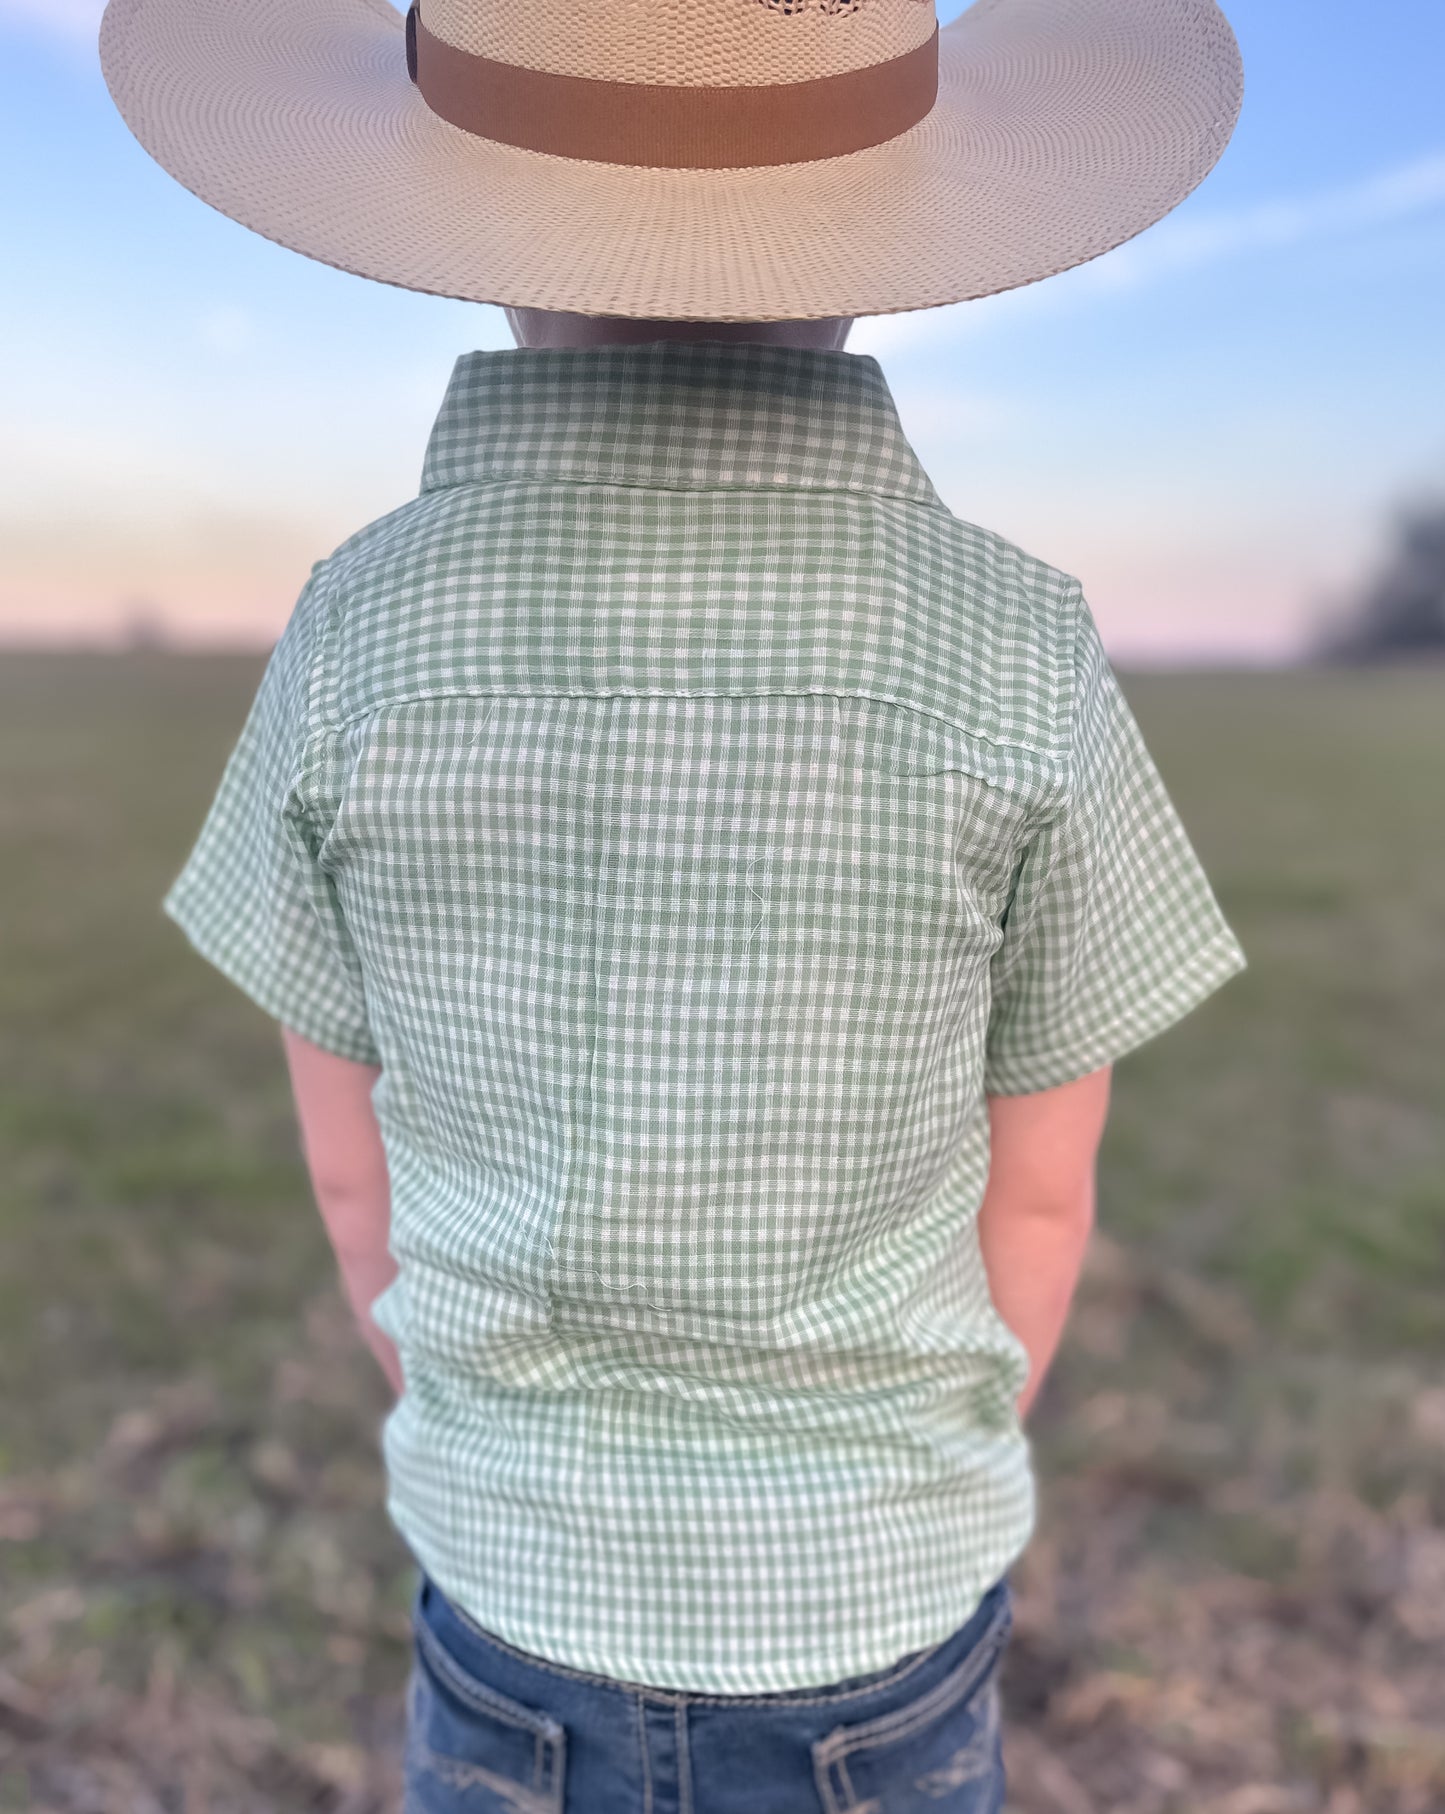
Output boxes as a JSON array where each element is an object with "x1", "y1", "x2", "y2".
[{"x1": 406, "y1": 6, "x2": 939, "y2": 170}]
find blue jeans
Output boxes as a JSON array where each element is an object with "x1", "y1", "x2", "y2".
[{"x1": 403, "y1": 1567, "x2": 1014, "y2": 1813}]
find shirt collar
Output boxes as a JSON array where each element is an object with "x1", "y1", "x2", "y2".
[{"x1": 420, "y1": 341, "x2": 944, "y2": 510}]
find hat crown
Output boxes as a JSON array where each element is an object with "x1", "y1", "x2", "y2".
[{"x1": 422, "y1": 0, "x2": 937, "y2": 88}]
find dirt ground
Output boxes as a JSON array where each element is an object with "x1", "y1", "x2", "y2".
[{"x1": 2, "y1": 654, "x2": 1442, "y2": 1812}]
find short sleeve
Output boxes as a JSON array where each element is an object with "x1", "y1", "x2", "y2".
[
  {"x1": 983, "y1": 591, "x2": 1247, "y2": 1096},
  {"x1": 161, "y1": 567, "x2": 381, "y2": 1065}
]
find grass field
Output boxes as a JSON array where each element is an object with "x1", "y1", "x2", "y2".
[{"x1": 1, "y1": 651, "x2": 1442, "y2": 1813}]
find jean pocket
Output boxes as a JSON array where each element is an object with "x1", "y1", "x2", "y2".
[
  {"x1": 405, "y1": 1588, "x2": 567, "y2": 1814},
  {"x1": 810, "y1": 1590, "x2": 1012, "y2": 1814}
]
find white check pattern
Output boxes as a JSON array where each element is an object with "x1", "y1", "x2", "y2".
[{"x1": 163, "y1": 343, "x2": 1247, "y2": 1692}]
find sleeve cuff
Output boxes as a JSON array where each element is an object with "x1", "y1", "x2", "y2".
[
  {"x1": 982, "y1": 927, "x2": 1248, "y2": 1097},
  {"x1": 162, "y1": 890, "x2": 382, "y2": 1067}
]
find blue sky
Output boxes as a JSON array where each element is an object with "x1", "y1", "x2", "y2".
[{"x1": 3, "y1": 0, "x2": 1443, "y2": 661}]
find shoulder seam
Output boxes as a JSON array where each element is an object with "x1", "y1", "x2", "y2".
[
  {"x1": 1060, "y1": 576, "x2": 1087, "y2": 810},
  {"x1": 1024, "y1": 573, "x2": 1085, "y2": 839},
  {"x1": 299, "y1": 556, "x2": 346, "y2": 749}
]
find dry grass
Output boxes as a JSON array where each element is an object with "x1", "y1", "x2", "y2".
[{"x1": 1, "y1": 653, "x2": 1442, "y2": 1813}]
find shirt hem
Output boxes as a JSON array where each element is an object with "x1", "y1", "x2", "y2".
[{"x1": 391, "y1": 1492, "x2": 1036, "y2": 1697}]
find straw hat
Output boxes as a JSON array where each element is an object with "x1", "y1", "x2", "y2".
[{"x1": 99, "y1": 0, "x2": 1243, "y2": 321}]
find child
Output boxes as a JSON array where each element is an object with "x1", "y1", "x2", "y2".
[{"x1": 101, "y1": 0, "x2": 1248, "y2": 1807}]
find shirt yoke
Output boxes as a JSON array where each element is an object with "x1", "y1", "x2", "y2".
[{"x1": 301, "y1": 483, "x2": 1083, "y2": 814}]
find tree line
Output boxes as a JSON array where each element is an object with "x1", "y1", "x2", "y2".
[{"x1": 1309, "y1": 493, "x2": 1445, "y2": 662}]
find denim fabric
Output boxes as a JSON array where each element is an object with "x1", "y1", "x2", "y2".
[{"x1": 403, "y1": 1567, "x2": 1014, "y2": 1813}]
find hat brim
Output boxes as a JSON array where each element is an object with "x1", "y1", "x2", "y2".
[{"x1": 100, "y1": 0, "x2": 1242, "y2": 320}]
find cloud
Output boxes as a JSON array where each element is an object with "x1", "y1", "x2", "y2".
[
  {"x1": 853, "y1": 150, "x2": 1445, "y2": 355},
  {"x1": 0, "y1": 0, "x2": 106, "y2": 39},
  {"x1": 1080, "y1": 150, "x2": 1445, "y2": 292}
]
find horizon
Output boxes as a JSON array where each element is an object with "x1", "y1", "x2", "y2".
[{"x1": 3, "y1": 0, "x2": 1443, "y2": 667}]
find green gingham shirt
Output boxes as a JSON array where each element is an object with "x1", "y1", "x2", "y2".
[{"x1": 163, "y1": 341, "x2": 1247, "y2": 1692}]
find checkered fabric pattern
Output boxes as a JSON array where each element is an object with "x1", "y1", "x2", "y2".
[{"x1": 162, "y1": 342, "x2": 1247, "y2": 1693}]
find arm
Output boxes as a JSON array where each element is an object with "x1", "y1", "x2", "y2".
[
  {"x1": 280, "y1": 1025, "x2": 402, "y2": 1398},
  {"x1": 978, "y1": 1063, "x2": 1112, "y2": 1423}
]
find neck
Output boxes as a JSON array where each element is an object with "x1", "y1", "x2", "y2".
[{"x1": 504, "y1": 307, "x2": 853, "y2": 353}]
